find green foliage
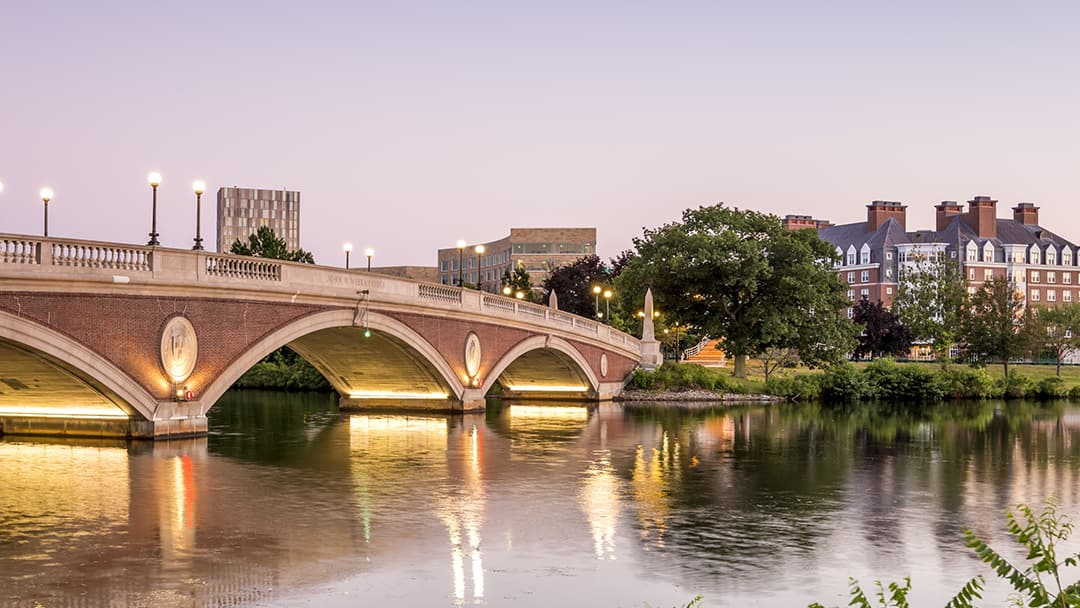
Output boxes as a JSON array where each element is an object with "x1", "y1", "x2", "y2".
[
  {"x1": 893, "y1": 248, "x2": 968, "y2": 359},
  {"x1": 233, "y1": 348, "x2": 331, "y2": 391},
  {"x1": 230, "y1": 225, "x2": 315, "y2": 263},
  {"x1": 1031, "y1": 304, "x2": 1080, "y2": 377},
  {"x1": 998, "y1": 369, "x2": 1035, "y2": 399},
  {"x1": 539, "y1": 254, "x2": 612, "y2": 318},
  {"x1": 964, "y1": 498, "x2": 1080, "y2": 607},
  {"x1": 764, "y1": 373, "x2": 823, "y2": 401},
  {"x1": 961, "y1": 278, "x2": 1039, "y2": 376},
  {"x1": 809, "y1": 575, "x2": 984, "y2": 608},
  {"x1": 1070, "y1": 385, "x2": 1080, "y2": 400},
  {"x1": 1036, "y1": 376, "x2": 1069, "y2": 400},
  {"x1": 937, "y1": 367, "x2": 997, "y2": 400},
  {"x1": 616, "y1": 203, "x2": 857, "y2": 378},
  {"x1": 862, "y1": 359, "x2": 944, "y2": 402},
  {"x1": 820, "y1": 363, "x2": 872, "y2": 402},
  {"x1": 626, "y1": 362, "x2": 740, "y2": 393},
  {"x1": 853, "y1": 300, "x2": 915, "y2": 360},
  {"x1": 500, "y1": 265, "x2": 541, "y2": 303}
]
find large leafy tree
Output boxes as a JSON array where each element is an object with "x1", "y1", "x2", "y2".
[
  {"x1": 960, "y1": 277, "x2": 1037, "y2": 376},
  {"x1": 540, "y1": 255, "x2": 611, "y2": 318},
  {"x1": 893, "y1": 249, "x2": 967, "y2": 361},
  {"x1": 1031, "y1": 303, "x2": 1080, "y2": 376},
  {"x1": 616, "y1": 204, "x2": 858, "y2": 378},
  {"x1": 231, "y1": 225, "x2": 315, "y2": 264},
  {"x1": 500, "y1": 265, "x2": 541, "y2": 303},
  {"x1": 852, "y1": 299, "x2": 914, "y2": 360}
]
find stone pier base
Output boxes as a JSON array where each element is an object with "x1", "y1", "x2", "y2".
[
  {"x1": 339, "y1": 389, "x2": 487, "y2": 414},
  {"x1": 0, "y1": 414, "x2": 208, "y2": 440}
]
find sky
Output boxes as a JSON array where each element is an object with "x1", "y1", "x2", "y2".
[{"x1": 2, "y1": 0, "x2": 1079, "y2": 267}]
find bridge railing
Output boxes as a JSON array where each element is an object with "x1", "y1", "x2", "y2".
[{"x1": 0, "y1": 234, "x2": 641, "y2": 356}]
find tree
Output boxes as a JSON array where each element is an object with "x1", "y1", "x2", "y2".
[
  {"x1": 231, "y1": 225, "x2": 315, "y2": 264},
  {"x1": 500, "y1": 265, "x2": 541, "y2": 303},
  {"x1": 892, "y1": 247, "x2": 967, "y2": 361},
  {"x1": 960, "y1": 277, "x2": 1037, "y2": 376},
  {"x1": 540, "y1": 255, "x2": 611, "y2": 318},
  {"x1": 616, "y1": 204, "x2": 858, "y2": 378},
  {"x1": 851, "y1": 299, "x2": 914, "y2": 360},
  {"x1": 1031, "y1": 303, "x2": 1080, "y2": 376}
]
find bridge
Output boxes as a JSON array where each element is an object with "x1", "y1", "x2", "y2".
[{"x1": 0, "y1": 234, "x2": 658, "y2": 439}]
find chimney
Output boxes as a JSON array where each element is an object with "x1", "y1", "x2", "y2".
[
  {"x1": 815, "y1": 219, "x2": 833, "y2": 228},
  {"x1": 866, "y1": 201, "x2": 907, "y2": 232},
  {"x1": 1013, "y1": 202, "x2": 1040, "y2": 226},
  {"x1": 782, "y1": 214, "x2": 820, "y2": 231},
  {"x1": 964, "y1": 196, "x2": 998, "y2": 239},
  {"x1": 934, "y1": 201, "x2": 965, "y2": 232}
]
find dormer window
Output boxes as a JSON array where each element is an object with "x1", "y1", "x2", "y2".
[
  {"x1": 966, "y1": 241, "x2": 978, "y2": 262},
  {"x1": 860, "y1": 244, "x2": 871, "y2": 265},
  {"x1": 847, "y1": 245, "x2": 857, "y2": 266},
  {"x1": 1064, "y1": 248, "x2": 1074, "y2": 266},
  {"x1": 1047, "y1": 246, "x2": 1058, "y2": 265},
  {"x1": 982, "y1": 242, "x2": 994, "y2": 263},
  {"x1": 1029, "y1": 244, "x2": 1041, "y2": 264}
]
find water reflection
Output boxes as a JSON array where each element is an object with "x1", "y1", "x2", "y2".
[{"x1": 6, "y1": 395, "x2": 1080, "y2": 606}]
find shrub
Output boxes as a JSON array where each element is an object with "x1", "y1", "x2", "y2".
[
  {"x1": 938, "y1": 367, "x2": 996, "y2": 400},
  {"x1": 764, "y1": 374, "x2": 823, "y2": 401},
  {"x1": 820, "y1": 364, "x2": 871, "y2": 402},
  {"x1": 1070, "y1": 385, "x2": 1080, "y2": 400},
  {"x1": 1034, "y1": 376, "x2": 1068, "y2": 400},
  {"x1": 628, "y1": 368, "x2": 657, "y2": 390},
  {"x1": 997, "y1": 370, "x2": 1033, "y2": 399}
]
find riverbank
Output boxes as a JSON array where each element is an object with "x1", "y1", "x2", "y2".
[{"x1": 616, "y1": 389, "x2": 782, "y2": 403}]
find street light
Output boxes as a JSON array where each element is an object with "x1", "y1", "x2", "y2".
[
  {"x1": 603, "y1": 289, "x2": 613, "y2": 323},
  {"x1": 502, "y1": 286, "x2": 512, "y2": 296},
  {"x1": 456, "y1": 239, "x2": 466, "y2": 286},
  {"x1": 475, "y1": 244, "x2": 485, "y2": 291},
  {"x1": 147, "y1": 172, "x2": 162, "y2": 246},
  {"x1": 344, "y1": 242, "x2": 353, "y2": 269},
  {"x1": 39, "y1": 188, "x2": 53, "y2": 237},
  {"x1": 515, "y1": 291, "x2": 525, "y2": 300},
  {"x1": 592, "y1": 285, "x2": 602, "y2": 318},
  {"x1": 365, "y1": 247, "x2": 374, "y2": 271},
  {"x1": 192, "y1": 180, "x2": 206, "y2": 250}
]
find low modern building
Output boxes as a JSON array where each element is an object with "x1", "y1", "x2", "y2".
[
  {"x1": 785, "y1": 197, "x2": 1080, "y2": 318},
  {"x1": 216, "y1": 187, "x2": 301, "y2": 253},
  {"x1": 436, "y1": 228, "x2": 597, "y2": 292}
]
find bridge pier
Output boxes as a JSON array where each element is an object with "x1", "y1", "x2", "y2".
[{"x1": 337, "y1": 388, "x2": 487, "y2": 414}]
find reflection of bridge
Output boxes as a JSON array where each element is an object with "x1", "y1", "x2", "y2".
[{"x1": 0, "y1": 235, "x2": 648, "y2": 438}]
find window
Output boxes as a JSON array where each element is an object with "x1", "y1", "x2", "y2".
[
  {"x1": 1032, "y1": 271, "x2": 1041, "y2": 283},
  {"x1": 860, "y1": 288, "x2": 869, "y2": 300},
  {"x1": 886, "y1": 252, "x2": 893, "y2": 261},
  {"x1": 969, "y1": 268, "x2": 976, "y2": 280},
  {"x1": 1048, "y1": 290, "x2": 1057, "y2": 302},
  {"x1": 1066, "y1": 273, "x2": 1073, "y2": 285},
  {"x1": 984, "y1": 269, "x2": 993, "y2": 281},
  {"x1": 847, "y1": 246, "x2": 856, "y2": 266},
  {"x1": 1048, "y1": 248, "x2": 1058, "y2": 265},
  {"x1": 847, "y1": 290, "x2": 855, "y2": 301},
  {"x1": 1032, "y1": 289, "x2": 1041, "y2": 302},
  {"x1": 847, "y1": 307, "x2": 854, "y2": 319},
  {"x1": 847, "y1": 272, "x2": 855, "y2": 283},
  {"x1": 1066, "y1": 291, "x2": 1074, "y2": 303},
  {"x1": 885, "y1": 268, "x2": 894, "y2": 279},
  {"x1": 440, "y1": 275, "x2": 448, "y2": 284},
  {"x1": 451, "y1": 259, "x2": 458, "y2": 271},
  {"x1": 1049, "y1": 272, "x2": 1057, "y2": 284},
  {"x1": 983, "y1": 243, "x2": 994, "y2": 262},
  {"x1": 886, "y1": 287, "x2": 893, "y2": 295},
  {"x1": 861, "y1": 271, "x2": 869, "y2": 283},
  {"x1": 860, "y1": 245, "x2": 871, "y2": 265}
]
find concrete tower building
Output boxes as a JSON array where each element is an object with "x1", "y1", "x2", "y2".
[{"x1": 216, "y1": 187, "x2": 301, "y2": 253}]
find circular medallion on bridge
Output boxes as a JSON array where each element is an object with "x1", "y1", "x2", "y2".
[
  {"x1": 600, "y1": 353, "x2": 609, "y2": 378},
  {"x1": 160, "y1": 316, "x2": 198, "y2": 384},
  {"x1": 464, "y1": 332, "x2": 482, "y2": 379}
]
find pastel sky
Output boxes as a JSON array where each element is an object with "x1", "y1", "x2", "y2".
[{"x1": 2, "y1": 0, "x2": 1078, "y2": 266}]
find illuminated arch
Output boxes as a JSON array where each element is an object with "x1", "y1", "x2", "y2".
[
  {"x1": 200, "y1": 309, "x2": 464, "y2": 411},
  {"x1": 0, "y1": 310, "x2": 157, "y2": 420},
  {"x1": 485, "y1": 335, "x2": 599, "y2": 396}
]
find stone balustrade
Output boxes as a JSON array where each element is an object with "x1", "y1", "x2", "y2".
[{"x1": 0, "y1": 233, "x2": 641, "y2": 357}]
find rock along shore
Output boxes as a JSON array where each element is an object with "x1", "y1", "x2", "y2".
[{"x1": 616, "y1": 389, "x2": 785, "y2": 403}]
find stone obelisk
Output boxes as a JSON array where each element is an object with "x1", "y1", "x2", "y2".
[{"x1": 640, "y1": 288, "x2": 663, "y2": 369}]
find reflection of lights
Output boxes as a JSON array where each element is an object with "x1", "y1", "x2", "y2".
[
  {"x1": 348, "y1": 390, "x2": 449, "y2": 400},
  {"x1": 510, "y1": 405, "x2": 589, "y2": 420},
  {"x1": 581, "y1": 450, "x2": 619, "y2": 559},
  {"x1": 0, "y1": 405, "x2": 128, "y2": 419},
  {"x1": 349, "y1": 415, "x2": 449, "y2": 434},
  {"x1": 438, "y1": 423, "x2": 485, "y2": 604},
  {"x1": 506, "y1": 385, "x2": 588, "y2": 393}
]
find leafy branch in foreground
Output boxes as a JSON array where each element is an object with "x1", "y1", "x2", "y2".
[{"x1": 808, "y1": 574, "x2": 983, "y2": 608}]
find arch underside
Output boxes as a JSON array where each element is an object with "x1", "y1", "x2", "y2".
[
  {"x1": 496, "y1": 348, "x2": 595, "y2": 399},
  {"x1": 0, "y1": 339, "x2": 133, "y2": 419},
  {"x1": 287, "y1": 327, "x2": 454, "y2": 401}
]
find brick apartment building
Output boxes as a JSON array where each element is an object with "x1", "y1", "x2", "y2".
[{"x1": 785, "y1": 197, "x2": 1080, "y2": 318}]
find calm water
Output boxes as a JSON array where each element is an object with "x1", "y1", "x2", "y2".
[{"x1": 3, "y1": 393, "x2": 1080, "y2": 608}]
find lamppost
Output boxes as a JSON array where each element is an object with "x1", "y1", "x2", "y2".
[
  {"x1": 603, "y1": 289, "x2": 613, "y2": 323},
  {"x1": 40, "y1": 188, "x2": 53, "y2": 237},
  {"x1": 475, "y1": 244, "x2": 485, "y2": 291},
  {"x1": 344, "y1": 242, "x2": 353, "y2": 269},
  {"x1": 515, "y1": 290, "x2": 525, "y2": 300},
  {"x1": 456, "y1": 239, "x2": 466, "y2": 286},
  {"x1": 503, "y1": 286, "x2": 512, "y2": 296},
  {"x1": 365, "y1": 247, "x2": 374, "y2": 271},
  {"x1": 592, "y1": 285, "x2": 601, "y2": 318},
  {"x1": 192, "y1": 180, "x2": 205, "y2": 250},
  {"x1": 147, "y1": 172, "x2": 162, "y2": 246}
]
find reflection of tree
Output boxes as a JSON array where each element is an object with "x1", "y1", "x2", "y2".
[{"x1": 207, "y1": 390, "x2": 342, "y2": 466}]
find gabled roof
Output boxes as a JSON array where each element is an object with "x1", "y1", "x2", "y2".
[{"x1": 817, "y1": 217, "x2": 910, "y2": 252}]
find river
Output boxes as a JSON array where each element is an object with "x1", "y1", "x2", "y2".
[{"x1": 2, "y1": 392, "x2": 1079, "y2": 607}]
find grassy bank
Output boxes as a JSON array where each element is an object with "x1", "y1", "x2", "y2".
[{"x1": 630, "y1": 360, "x2": 1080, "y2": 403}]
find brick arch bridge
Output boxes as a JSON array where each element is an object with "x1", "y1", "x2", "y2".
[{"x1": 0, "y1": 235, "x2": 653, "y2": 439}]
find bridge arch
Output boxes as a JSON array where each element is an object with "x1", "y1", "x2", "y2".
[
  {"x1": 200, "y1": 309, "x2": 465, "y2": 411},
  {"x1": 0, "y1": 310, "x2": 158, "y2": 420},
  {"x1": 485, "y1": 335, "x2": 599, "y2": 398}
]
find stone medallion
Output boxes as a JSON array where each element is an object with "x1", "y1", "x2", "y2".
[
  {"x1": 161, "y1": 316, "x2": 198, "y2": 383},
  {"x1": 464, "y1": 332, "x2": 482, "y2": 378},
  {"x1": 600, "y1": 353, "x2": 609, "y2": 378}
]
